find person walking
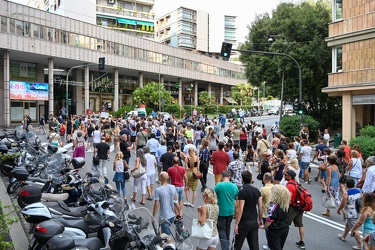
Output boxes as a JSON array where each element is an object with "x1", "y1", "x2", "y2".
[
  {"x1": 38, "y1": 115, "x2": 46, "y2": 135},
  {"x1": 199, "y1": 140, "x2": 210, "y2": 192},
  {"x1": 73, "y1": 131, "x2": 85, "y2": 158},
  {"x1": 135, "y1": 127, "x2": 148, "y2": 150},
  {"x1": 155, "y1": 140, "x2": 167, "y2": 183},
  {"x1": 362, "y1": 156, "x2": 375, "y2": 193},
  {"x1": 167, "y1": 156, "x2": 188, "y2": 219},
  {"x1": 146, "y1": 133, "x2": 160, "y2": 156},
  {"x1": 271, "y1": 149, "x2": 287, "y2": 185},
  {"x1": 259, "y1": 184, "x2": 291, "y2": 250},
  {"x1": 260, "y1": 173, "x2": 273, "y2": 250},
  {"x1": 112, "y1": 151, "x2": 128, "y2": 205},
  {"x1": 214, "y1": 171, "x2": 238, "y2": 250},
  {"x1": 210, "y1": 142, "x2": 230, "y2": 184},
  {"x1": 184, "y1": 147, "x2": 199, "y2": 208},
  {"x1": 285, "y1": 170, "x2": 306, "y2": 249},
  {"x1": 152, "y1": 172, "x2": 178, "y2": 236},
  {"x1": 95, "y1": 136, "x2": 110, "y2": 179},
  {"x1": 234, "y1": 170, "x2": 263, "y2": 250},
  {"x1": 228, "y1": 151, "x2": 246, "y2": 190},
  {"x1": 337, "y1": 178, "x2": 362, "y2": 246},
  {"x1": 257, "y1": 135, "x2": 270, "y2": 173},
  {"x1": 298, "y1": 139, "x2": 312, "y2": 184},
  {"x1": 322, "y1": 155, "x2": 340, "y2": 217},
  {"x1": 346, "y1": 150, "x2": 363, "y2": 186},
  {"x1": 92, "y1": 125, "x2": 101, "y2": 156},
  {"x1": 196, "y1": 188, "x2": 220, "y2": 250},
  {"x1": 144, "y1": 146, "x2": 157, "y2": 201},
  {"x1": 112, "y1": 125, "x2": 121, "y2": 152},
  {"x1": 130, "y1": 149, "x2": 147, "y2": 205},
  {"x1": 120, "y1": 134, "x2": 131, "y2": 166}
]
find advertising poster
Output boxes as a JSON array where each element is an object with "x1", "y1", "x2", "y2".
[{"x1": 10, "y1": 81, "x2": 49, "y2": 100}]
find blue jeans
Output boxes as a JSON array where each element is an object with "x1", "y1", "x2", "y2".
[
  {"x1": 160, "y1": 217, "x2": 175, "y2": 235},
  {"x1": 299, "y1": 161, "x2": 309, "y2": 178},
  {"x1": 217, "y1": 215, "x2": 233, "y2": 250},
  {"x1": 115, "y1": 181, "x2": 126, "y2": 198}
]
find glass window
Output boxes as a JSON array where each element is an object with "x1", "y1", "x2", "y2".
[
  {"x1": 1, "y1": 16, "x2": 7, "y2": 32},
  {"x1": 10, "y1": 19, "x2": 15, "y2": 33},
  {"x1": 15, "y1": 20, "x2": 24, "y2": 35},
  {"x1": 61, "y1": 31, "x2": 68, "y2": 44},
  {"x1": 47, "y1": 28, "x2": 54, "y2": 41},
  {"x1": 335, "y1": 46, "x2": 342, "y2": 72},
  {"x1": 54, "y1": 29, "x2": 60, "y2": 42},
  {"x1": 40, "y1": 26, "x2": 46, "y2": 40},
  {"x1": 32, "y1": 24, "x2": 39, "y2": 38},
  {"x1": 114, "y1": 43, "x2": 120, "y2": 55},
  {"x1": 334, "y1": 0, "x2": 342, "y2": 21},
  {"x1": 24, "y1": 22, "x2": 31, "y2": 37}
]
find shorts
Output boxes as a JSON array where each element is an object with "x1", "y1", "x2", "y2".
[
  {"x1": 131, "y1": 136, "x2": 136, "y2": 142},
  {"x1": 197, "y1": 235, "x2": 219, "y2": 249},
  {"x1": 221, "y1": 124, "x2": 225, "y2": 128},
  {"x1": 300, "y1": 162, "x2": 309, "y2": 170},
  {"x1": 146, "y1": 174, "x2": 155, "y2": 186},
  {"x1": 87, "y1": 137, "x2": 92, "y2": 143},
  {"x1": 347, "y1": 218, "x2": 357, "y2": 229},
  {"x1": 175, "y1": 186, "x2": 184, "y2": 201},
  {"x1": 93, "y1": 143, "x2": 98, "y2": 148},
  {"x1": 287, "y1": 206, "x2": 304, "y2": 227}
]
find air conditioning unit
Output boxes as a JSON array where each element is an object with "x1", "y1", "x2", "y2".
[{"x1": 108, "y1": 0, "x2": 115, "y2": 4}]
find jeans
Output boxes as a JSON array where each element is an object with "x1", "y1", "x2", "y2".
[
  {"x1": 195, "y1": 139, "x2": 202, "y2": 148},
  {"x1": 217, "y1": 216, "x2": 233, "y2": 250},
  {"x1": 115, "y1": 181, "x2": 126, "y2": 198},
  {"x1": 234, "y1": 220, "x2": 259, "y2": 250},
  {"x1": 160, "y1": 217, "x2": 175, "y2": 236},
  {"x1": 199, "y1": 162, "x2": 209, "y2": 188},
  {"x1": 262, "y1": 218, "x2": 269, "y2": 247},
  {"x1": 267, "y1": 227, "x2": 289, "y2": 250}
]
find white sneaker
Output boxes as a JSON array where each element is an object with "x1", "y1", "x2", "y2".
[
  {"x1": 183, "y1": 202, "x2": 191, "y2": 206},
  {"x1": 262, "y1": 245, "x2": 270, "y2": 250},
  {"x1": 190, "y1": 204, "x2": 195, "y2": 208}
]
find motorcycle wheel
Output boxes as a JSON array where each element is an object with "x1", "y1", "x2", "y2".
[
  {"x1": 7, "y1": 181, "x2": 21, "y2": 194},
  {"x1": 17, "y1": 194, "x2": 28, "y2": 209},
  {"x1": 0, "y1": 160, "x2": 15, "y2": 176}
]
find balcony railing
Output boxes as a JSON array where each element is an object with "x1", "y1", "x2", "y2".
[{"x1": 96, "y1": 5, "x2": 155, "y2": 21}]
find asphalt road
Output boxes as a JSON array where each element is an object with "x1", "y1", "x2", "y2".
[{"x1": 5, "y1": 116, "x2": 359, "y2": 250}]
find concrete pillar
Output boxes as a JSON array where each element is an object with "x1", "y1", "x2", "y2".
[
  {"x1": 342, "y1": 92, "x2": 355, "y2": 141},
  {"x1": 160, "y1": 75, "x2": 164, "y2": 85},
  {"x1": 3, "y1": 50, "x2": 10, "y2": 127},
  {"x1": 139, "y1": 72, "x2": 144, "y2": 87},
  {"x1": 84, "y1": 66, "x2": 89, "y2": 115},
  {"x1": 220, "y1": 85, "x2": 224, "y2": 105},
  {"x1": 114, "y1": 68, "x2": 119, "y2": 112},
  {"x1": 75, "y1": 70, "x2": 83, "y2": 115},
  {"x1": 194, "y1": 81, "x2": 198, "y2": 106},
  {"x1": 208, "y1": 82, "x2": 212, "y2": 96},
  {"x1": 178, "y1": 78, "x2": 182, "y2": 106}
]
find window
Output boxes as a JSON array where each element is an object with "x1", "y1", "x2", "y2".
[
  {"x1": 334, "y1": 46, "x2": 342, "y2": 72},
  {"x1": 15, "y1": 20, "x2": 24, "y2": 35},
  {"x1": 1, "y1": 16, "x2": 7, "y2": 32},
  {"x1": 32, "y1": 24, "x2": 39, "y2": 38},
  {"x1": 333, "y1": 0, "x2": 342, "y2": 21}
]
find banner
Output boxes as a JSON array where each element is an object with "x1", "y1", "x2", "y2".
[{"x1": 10, "y1": 81, "x2": 49, "y2": 100}]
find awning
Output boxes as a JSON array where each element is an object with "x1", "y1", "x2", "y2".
[
  {"x1": 117, "y1": 18, "x2": 136, "y2": 25},
  {"x1": 96, "y1": 15, "x2": 116, "y2": 20},
  {"x1": 136, "y1": 21, "x2": 154, "y2": 26},
  {"x1": 224, "y1": 97, "x2": 237, "y2": 104}
]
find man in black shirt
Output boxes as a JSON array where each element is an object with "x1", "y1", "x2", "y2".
[
  {"x1": 199, "y1": 141, "x2": 210, "y2": 192},
  {"x1": 120, "y1": 124, "x2": 130, "y2": 142},
  {"x1": 120, "y1": 134, "x2": 131, "y2": 165},
  {"x1": 95, "y1": 136, "x2": 110, "y2": 179},
  {"x1": 160, "y1": 146, "x2": 175, "y2": 172},
  {"x1": 234, "y1": 170, "x2": 263, "y2": 250}
]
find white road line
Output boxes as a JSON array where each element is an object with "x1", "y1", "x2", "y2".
[
  {"x1": 304, "y1": 213, "x2": 345, "y2": 231},
  {"x1": 305, "y1": 212, "x2": 347, "y2": 229}
]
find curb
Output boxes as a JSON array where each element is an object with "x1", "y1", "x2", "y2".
[{"x1": 0, "y1": 177, "x2": 29, "y2": 250}]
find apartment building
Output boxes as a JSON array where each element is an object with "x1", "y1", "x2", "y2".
[
  {"x1": 156, "y1": 6, "x2": 237, "y2": 56},
  {"x1": 324, "y1": 0, "x2": 375, "y2": 140}
]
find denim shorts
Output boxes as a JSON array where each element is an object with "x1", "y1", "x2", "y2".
[
  {"x1": 175, "y1": 186, "x2": 184, "y2": 201},
  {"x1": 300, "y1": 161, "x2": 310, "y2": 170}
]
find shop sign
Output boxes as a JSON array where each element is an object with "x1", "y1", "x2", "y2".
[
  {"x1": 94, "y1": 87, "x2": 114, "y2": 93},
  {"x1": 10, "y1": 61, "x2": 37, "y2": 80},
  {"x1": 10, "y1": 81, "x2": 48, "y2": 100}
]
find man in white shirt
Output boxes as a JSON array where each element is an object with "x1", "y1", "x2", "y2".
[
  {"x1": 183, "y1": 138, "x2": 197, "y2": 156},
  {"x1": 362, "y1": 156, "x2": 375, "y2": 193},
  {"x1": 298, "y1": 139, "x2": 312, "y2": 184}
]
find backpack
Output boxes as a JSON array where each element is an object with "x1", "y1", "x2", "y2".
[
  {"x1": 156, "y1": 129, "x2": 161, "y2": 137},
  {"x1": 288, "y1": 182, "x2": 313, "y2": 212},
  {"x1": 59, "y1": 125, "x2": 66, "y2": 136}
]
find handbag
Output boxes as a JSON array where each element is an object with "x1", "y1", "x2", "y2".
[
  {"x1": 191, "y1": 205, "x2": 213, "y2": 239},
  {"x1": 124, "y1": 171, "x2": 130, "y2": 180},
  {"x1": 132, "y1": 164, "x2": 146, "y2": 178},
  {"x1": 93, "y1": 156, "x2": 100, "y2": 166},
  {"x1": 193, "y1": 170, "x2": 202, "y2": 179},
  {"x1": 322, "y1": 192, "x2": 336, "y2": 208},
  {"x1": 256, "y1": 172, "x2": 262, "y2": 180}
]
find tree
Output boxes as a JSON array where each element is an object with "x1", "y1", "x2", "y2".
[
  {"x1": 230, "y1": 83, "x2": 253, "y2": 105},
  {"x1": 198, "y1": 91, "x2": 216, "y2": 113},
  {"x1": 132, "y1": 82, "x2": 172, "y2": 109},
  {"x1": 239, "y1": 0, "x2": 342, "y2": 129}
]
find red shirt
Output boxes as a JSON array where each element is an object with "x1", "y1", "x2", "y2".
[
  {"x1": 286, "y1": 179, "x2": 298, "y2": 205},
  {"x1": 168, "y1": 165, "x2": 186, "y2": 187},
  {"x1": 210, "y1": 150, "x2": 230, "y2": 175},
  {"x1": 343, "y1": 145, "x2": 351, "y2": 162}
]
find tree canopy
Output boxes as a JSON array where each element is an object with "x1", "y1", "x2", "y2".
[
  {"x1": 239, "y1": 0, "x2": 341, "y2": 129},
  {"x1": 230, "y1": 83, "x2": 253, "y2": 105},
  {"x1": 132, "y1": 82, "x2": 173, "y2": 109}
]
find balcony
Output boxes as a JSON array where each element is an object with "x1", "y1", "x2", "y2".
[
  {"x1": 328, "y1": 68, "x2": 375, "y2": 87},
  {"x1": 96, "y1": 5, "x2": 155, "y2": 21}
]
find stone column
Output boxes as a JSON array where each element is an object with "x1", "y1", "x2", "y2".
[
  {"x1": 342, "y1": 92, "x2": 355, "y2": 141},
  {"x1": 48, "y1": 58, "x2": 54, "y2": 117},
  {"x1": 139, "y1": 72, "x2": 144, "y2": 87},
  {"x1": 194, "y1": 81, "x2": 198, "y2": 106},
  {"x1": 178, "y1": 78, "x2": 182, "y2": 106},
  {"x1": 160, "y1": 75, "x2": 164, "y2": 85},
  {"x1": 84, "y1": 65, "x2": 89, "y2": 115},
  {"x1": 3, "y1": 50, "x2": 10, "y2": 127},
  {"x1": 114, "y1": 68, "x2": 119, "y2": 112},
  {"x1": 220, "y1": 85, "x2": 224, "y2": 105},
  {"x1": 208, "y1": 82, "x2": 212, "y2": 96}
]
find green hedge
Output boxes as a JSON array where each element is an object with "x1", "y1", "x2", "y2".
[
  {"x1": 164, "y1": 104, "x2": 186, "y2": 118},
  {"x1": 349, "y1": 125, "x2": 375, "y2": 159},
  {"x1": 280, "y1": 115, "x2": 320, "y2": 142},
  {"x1": 182, "y1": 105, "x2": 205, "y2": 115},
  {"x1": 359, "y1": 125, "x2": 375, "y2": 137}
]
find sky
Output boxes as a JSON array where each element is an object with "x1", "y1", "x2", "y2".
[{"x1": 154, "y1": 0, "x2": 302, "y2": 45}]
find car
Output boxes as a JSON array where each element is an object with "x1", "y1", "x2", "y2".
[
  {"x1": 158, "y1": 112, "x2": 171, "y2": 121},
  {"x1": 283, "y1": 105, "x2": 294, "y2": 116},
  {"x1": 267, "y1": 107, "x2": 280, "y2": 115}
]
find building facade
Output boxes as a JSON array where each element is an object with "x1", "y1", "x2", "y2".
[
  {"x1": 324, "y1": 0, "x2": 375, "y2": 140},
  {"x1": 0, "y1": 0, "x2": 244, "y2": 127},
  {"x1": 156, "y1": 6, "x2": 237, "y2": 56}
]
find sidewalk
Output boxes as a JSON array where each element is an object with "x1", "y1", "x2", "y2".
[{"x1": 0, "y1": 177, "x2": 29, "y2": 250}]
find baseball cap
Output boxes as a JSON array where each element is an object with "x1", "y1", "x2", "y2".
[{"x1": 286, "y1": 170, "x2": 296, "y2": 178}]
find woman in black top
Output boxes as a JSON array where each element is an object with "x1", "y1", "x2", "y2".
[{"x1": 260, "y1": 184, "x2": 290, "y2": 250}]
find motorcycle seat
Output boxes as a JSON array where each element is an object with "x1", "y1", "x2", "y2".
[
  {"x1": 52, "y1": 217, "x2": 90, "y2": 235},
  {"x1": 74, "y1": 237, "x2": 102, "y2": 250},
  {"x1": 28, "y1": 176, "x2": 47, "y2": 183},
  {"x1": 47, "y1": 145, "x2": 58, "y2": 154},
  {"x1": 43, "y1": 201, "x2": 87, "y2": 217},
  {"x1": 71, "y1": 157, "x2": 85, "y2": 169},
  {"x1": 42, "y1": 192, "x2": 69, "y2": 202}
]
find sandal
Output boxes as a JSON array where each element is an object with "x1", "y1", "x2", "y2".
[
  {"x1": 338, "y1": 234, "x2": 346, "y2": 242},
  {"x1": 146, "y1": 197, "x2": 153, "y2": 201},
  {"x1": 321, "y1": 212, "x2": 330, "y2": 217},
  {"x1": 140, "y1": 201, "x2": 145, "y2": 205},
  {"x1": 130, "y1": 197, "x2": 136, "y2": 202}
]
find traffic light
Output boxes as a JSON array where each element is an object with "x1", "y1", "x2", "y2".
[
  {"x1": 175, "y1": 82, "x2": 179, "y2": 89},
  {"x1": 98, "y1": 57, "x2": 105, "y2": 71},
  {"x1": 297, "y1": 102, "x2": 303, "y2": 115},
  {"x1": 220, "y1": 42, "x2": 232, "y2": 59},
  {"x1": 293, "y1": 102, "x2": 299, "y2": 113}
]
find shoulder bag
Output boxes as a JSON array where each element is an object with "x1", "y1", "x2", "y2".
[
  {"x1": 132, "y1": 163, "x2": 146, "y2": 178},
  {"x1": 191, "y1": 205, "x2": 213, "y2": 239}
]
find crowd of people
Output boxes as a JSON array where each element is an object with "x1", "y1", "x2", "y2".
[{"x1": 35, "y1": 107, "x2": 375, "y2": 250}]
